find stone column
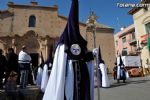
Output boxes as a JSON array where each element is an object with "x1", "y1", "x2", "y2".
[
  {"x1": 38, "y1": 38, "x2": 45, "y2": 62},
  {"x1": 45, "y1": 39, "x2": 49, "y2": 60}
]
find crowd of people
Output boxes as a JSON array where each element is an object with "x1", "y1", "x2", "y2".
[
  {"x1": 0, "y1": 46, "x2": 129, "y2": 100},
  {"x1": 0, "y1": 46, "x2": 35, "y2": 91},
  {"x1": 0, "y1": 46, "x2": 129, "y2": 88},
  {"x1": 0, "y1": 48, "x2": 18, "y2": 89},
  {"x1": 0, "y1": 45, "x2": 54, "y2": 99}
]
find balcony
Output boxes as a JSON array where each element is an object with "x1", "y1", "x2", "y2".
[
  {"x1": 129, "y1": 39, "x2": 137, "y2": 46},
  {"x1": 128, "y1": 51, "x2": 138, "y2": 56}
]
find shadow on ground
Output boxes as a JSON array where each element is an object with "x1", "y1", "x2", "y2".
[{"x1": 109, "y1": 78, "x2": 150, "y2": 88}]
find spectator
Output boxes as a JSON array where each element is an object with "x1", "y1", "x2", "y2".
[
  {"x1": 18, "y1": 45, "x2": 31, "y2": 88},
  {"x1": 145, "y1": 58, "x2": 150, "y2": 75},
  {"x1": 0, "y1": 49, "x2": 7, "y2": 89},
  {"x1": 113, "y1": 62, "x2": 117, "y2": 80},
  {"x1": 5, "y1": 48, "x2": 19, "y2": 85},
  {"x1": 5, "y1": 71, "x2": 18, "y2": 100}
]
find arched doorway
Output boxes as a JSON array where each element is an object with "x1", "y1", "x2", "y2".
[{"x1": 18, "y1": 30, "x2": 40, "y2": 68}]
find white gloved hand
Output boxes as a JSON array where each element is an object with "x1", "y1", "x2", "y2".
[
  {"x1": 49, "y1": 63, "x2": 52, "y2": 68},
  {"x1": 92, "y1": 48, "x2": 99, "y2": 56}
]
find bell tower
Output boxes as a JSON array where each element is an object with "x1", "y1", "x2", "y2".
[
  {"x1": 86, "y1": 11, "x2": 98, "y2": 50},
  {"x1": 30, "y1": 0, "x2": 38, "y2": 6}
]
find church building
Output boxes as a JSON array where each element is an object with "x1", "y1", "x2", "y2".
[{"x1": 0, "y1": 1, "x2": 115, "y2": 72}]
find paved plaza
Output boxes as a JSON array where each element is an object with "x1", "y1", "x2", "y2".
[
  {"x1": 0, "y1": 75, "x2": 150, "y2": 100},
  {"x1": 94, "y1": 75, "x2": 150, "y2": 100}
]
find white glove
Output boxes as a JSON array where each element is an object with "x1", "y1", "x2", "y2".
[
  {"x1": 49, "y1": 63, "x2": 52, "y2": 68},
  {"x1": 92, "y1": 48, "x2": 99, "y2": 56}
]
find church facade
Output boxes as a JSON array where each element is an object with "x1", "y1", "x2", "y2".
[{"x1": 0, "y1": 2, "x2": 115, "y2": 72}]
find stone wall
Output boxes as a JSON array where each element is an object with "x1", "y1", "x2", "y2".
[{"x1": 87, "y1": 28, "x2": 115, "y2": 72}]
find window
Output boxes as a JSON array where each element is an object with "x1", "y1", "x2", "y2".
[
  {"x1": 122, "y1": 37, "x2": 126, "y2": 43},
  {"x1": 145, "y1": 23, "x2": 150, "y2": 34},
  {"x1": 122, "y1": 48, "x2": 128, "y2": 56},
  {"x1": 29, "y1": 15, "x2": 36, "y2": 27}
]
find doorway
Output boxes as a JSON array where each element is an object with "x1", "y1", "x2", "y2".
[
  {"x1": 30, "y1": 53, "x2": 39, "y2": 68},
  {"x1": 30, "y1": 53, "x2": 39, "y2": 81}
]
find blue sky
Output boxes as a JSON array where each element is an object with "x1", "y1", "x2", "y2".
[{"x1": 0, "y1": 0, "x2": 141, "y2": 33}]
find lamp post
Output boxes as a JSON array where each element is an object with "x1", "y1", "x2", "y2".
[
  {"x1": 136, "y1": 40, "x2": 144, "y2": 76},
  {"x1": 86, "y1": 11, "x2": 100, "y2": 100}
]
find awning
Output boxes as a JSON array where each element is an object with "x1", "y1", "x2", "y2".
[{"x1": 141, "y1": 34, "x2": 148, "y2": 43}]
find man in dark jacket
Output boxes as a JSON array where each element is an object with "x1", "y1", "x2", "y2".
[
  {"x1": 0, "y1": 49, "x2": 7, "y2": 89},
  {"x1": 113, "y1": 62, "x2": 117, "y2": 80},
  {"x1": 5, "y1": 48, "x2": 19, "y2": 84}
]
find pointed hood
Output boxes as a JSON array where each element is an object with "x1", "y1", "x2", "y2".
[
  {"x1": 98, "y1": 46, "x2": 105, "y2": 64},
  {"x1": 39, "y1": 51, "x2": 44, "y2": 68},
  {"x1": 119, "y1": 55, "x2": 124, "y2": 66},
  {"x1": 115, "y1": 57, "x2": 117, "y2": 65},
  {"x1": 58, "y1": 0, "x2": 87, "y2": 60}
]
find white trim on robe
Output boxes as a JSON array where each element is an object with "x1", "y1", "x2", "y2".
[
  {"x1": 41, "y1": 64, "x2": 49, "y2": 92},
  {"x1": 36, "y1": 67, "x2": 43, "y2": 87},
  {"x1": 117, "y1": 66, "x2": 121, "y2": 80},
  {"x1": 65, "y1": 60, "x2": 74, "y2": 100},
  {"x1": 87, "y1": 61, "x2": 94, "y2": 100},
  {"x1": 99, "y1": 63, "x2": 110, "y2": 88},
  {"x1": 43, "y1": 44, "x2": 67, "y2": 100}
]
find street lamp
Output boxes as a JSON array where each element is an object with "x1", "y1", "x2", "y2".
[
  {"x1": 86, "y1": 11, "x2": 100, "y2": 100},
  {"x1": 136, "y1": 40, "x2": 145, "y2": 76},
  {"x1": 86, "y1": 11, "x2": 97, "y2": 48}
]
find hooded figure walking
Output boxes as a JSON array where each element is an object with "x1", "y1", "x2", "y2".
[
  {"x1": 43, "y1": 0, "x2": 94, "y2": 100},
  {"x1": 94, "y1": 46, "x2": 110, "y2": 88},
  {"x1": 41, "y1": 49, "x2": 53, "y2": 93},
  {"x1": 117, "y1": 56, "x2": 126, "y2": 83}
]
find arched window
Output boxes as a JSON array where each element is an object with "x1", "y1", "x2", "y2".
[{"x1": 29, "y1": 15, "x2": 36, "y2": 27}]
